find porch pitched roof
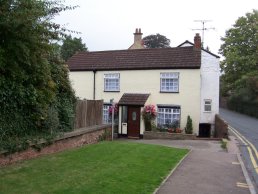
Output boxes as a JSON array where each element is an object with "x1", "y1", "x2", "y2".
[{"x1": 118, "y1": 93, "x2": 150, "y2": 106}]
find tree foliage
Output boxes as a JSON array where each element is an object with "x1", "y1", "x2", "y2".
[
  {"x1": 143, "y1": 33, "x2": 171, "y2": 48},
  {"x1": 220, "y1": 10, "x2": 258, "y2": 95},
  {"x1": 0, "y1": 0, "x2": 76, "y2": 153},
  {"x1": 61, "y1": 35, "x2": 88, "y2": 61},
  {"x1": 227, "y1": 71, "x2": 258, "y2": 118},
  {"x1": 219, "y1": 10, "x2": 258, "y2": 118}
]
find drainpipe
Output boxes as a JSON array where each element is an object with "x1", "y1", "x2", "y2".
[{"x1": 93, "y1": 70, "x2": 96, "y2": 100}]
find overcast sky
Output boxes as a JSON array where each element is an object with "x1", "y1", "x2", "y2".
[{"x1": 55, "y1": 0, "x2": 257, "y2": 56}]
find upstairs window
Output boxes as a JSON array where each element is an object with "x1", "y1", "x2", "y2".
[
  {"x1": 104, "y1": 73, "x2": 120, "y2": 92},
  {"x1": 160, "y1": 72, "x2": 179, "y2": 92},
  {"x1": 204, "y1": 100, "x2": 212, "y2": 112}
]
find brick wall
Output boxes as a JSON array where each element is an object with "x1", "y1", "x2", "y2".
[
  {"x1": 144, "y1": 131, "x2": 196, "y2": 140},
  {"x1": 214, "y1": 114, "x2": 228, "y2": 138},
  {"x1": 0, "y1": 124, "x2": 111, "y2": 166}
]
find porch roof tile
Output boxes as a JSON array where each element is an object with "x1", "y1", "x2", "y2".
[{"x1": 118, "y1": 93, "x2": 150, "y2": 106}]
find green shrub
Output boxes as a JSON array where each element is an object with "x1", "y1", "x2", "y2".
[
  {"x1": 43, "y1": 106, "x2": 60, "y2": 134},
  {"x1": 185, "y1": 116, "x2": 193, "y2": 134},
  {"x1": 0, "y1": 50, "x2": 76, "y2": 154},
  {"x1": 221, "y1": 139, "x2": 228, "y2": 150},
  {"x1": 98, "y1": 129, "x2": 111, "y2": 141}
]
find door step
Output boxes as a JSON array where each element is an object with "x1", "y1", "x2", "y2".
[{"x1": 128, "y1": 136, "x2": 140, "y2": 139}]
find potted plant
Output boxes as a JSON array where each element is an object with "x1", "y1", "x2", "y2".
[
  {"x1": 142, "y1": 105, "x2": 157, "y2": 131},
  {"x1": 175, "y1": 128, "x2": 182, "y2": 133},
  {"x1": 165, "y1": 122, "x2": 174, "y2": 133},
  {"x1": 169, "y1": 120, "x2": 181, "y2": 133},
  {"x1": 167, "y1": 127, "x2": 174, "y2": 133}
]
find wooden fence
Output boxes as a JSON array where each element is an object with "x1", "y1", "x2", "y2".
[{"x1": 74, "y1": 99, "x2": 103, "y2": 129}]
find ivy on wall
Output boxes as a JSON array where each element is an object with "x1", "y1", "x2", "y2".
[{"x1": 0, "y1": 0, "x2": 77, "y2": 153}]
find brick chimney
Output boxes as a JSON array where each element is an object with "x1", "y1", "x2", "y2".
[
  {"x1": 194, "y1": 33, "x2": 201, "y2": 49},
  {"x1": 128, "y1": 28, "x2": 145, "y2": 49},
  {"x1": 134, "y1": 28, "x2": 142, "y2": 43}
]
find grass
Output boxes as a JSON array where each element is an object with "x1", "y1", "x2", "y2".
[{"x1": 0, "y1": 141, "x2": 188, "y2": 194}]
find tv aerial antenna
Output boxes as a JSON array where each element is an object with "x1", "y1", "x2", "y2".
[{"x1": 192, "y1": 20, "x2": 215, "y2": 47}]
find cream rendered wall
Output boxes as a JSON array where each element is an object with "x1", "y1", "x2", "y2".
[
  {"x1": 94, "y1": 69, "x2": 201, "y2": 134},
  {"x1": 200, "y1": 51, "x2": 220, "y2": 127},
  {"x1": 69, "y1": 71, "x2": 94, "y2": 99}
]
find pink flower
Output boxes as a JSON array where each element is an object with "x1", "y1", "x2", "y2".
[
  {"x1": 142, "y1": 104, "x2": 157, "y2": 120},
  {"x1": 108, "y1": 103, "x2": 118, "y2": 115}
]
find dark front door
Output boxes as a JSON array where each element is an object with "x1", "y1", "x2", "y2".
[
  {"x1": 199, "y1": 123, "x2": 211, "y2": 137},
  {"x1": 128, "y1": 106, "x2": 141, "y2": 138}
]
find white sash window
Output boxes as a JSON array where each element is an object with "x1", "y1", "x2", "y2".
[
  {"x1": 160, "y1": 72, "x2": 179, "y2": 92},
  {"x1": 104, "y1": 73, "x2": 120, "y2": 92},
  {"x1": 157, "y1": 107, "x2": 180, "y2": 126}
]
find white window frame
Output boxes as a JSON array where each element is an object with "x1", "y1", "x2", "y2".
[
  {"x1": 160, "y1": 72, "x2": 179, "y2": 92},
  {"x1": 157, "y1": 107, "x2": 181, "y2": 127},
  {"x1": 204, "y1": 99, "x2": 212, "y2": 112},
  {"x1": 103, "y1": 104, "x2": 112, "y2": 124},
  {"x1": 104, "y1": 73, "x2": 120, "y2": 92}
]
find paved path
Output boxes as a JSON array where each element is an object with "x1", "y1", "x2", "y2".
[
  {"x1": 220, "y1": 108, "x2": 258, "y2": 191},
  {"x1": 124, "y1": 139, "x2": 253, "y2": 194}
]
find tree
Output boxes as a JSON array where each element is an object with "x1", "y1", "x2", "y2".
[
  {"x1": 227, "y1": 71, "x2": 258, "y2": 118},
  {"x1": 61, "y1": 35, "x2": 88, "y2": 61},
  {"x1": 0, "y1": 0, "x2": 76, "y2": 153},
  {"x1": 143, "y1": 33, "x2": 171, "y2": 48},
  {"x1": 220, "y1": 10, "x2": 258, "y2": 95}
]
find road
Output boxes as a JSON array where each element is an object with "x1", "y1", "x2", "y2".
[{"x1": 220, "y1": 108, "x2": 258, "y2": 192}]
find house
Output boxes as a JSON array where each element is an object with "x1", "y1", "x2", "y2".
[{"x1": 67, "y1": 29, "x2": 220, "y2": 138}]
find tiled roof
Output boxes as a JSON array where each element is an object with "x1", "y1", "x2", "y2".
[
  {"x1": 68, "y1": 46, "x2": 201, "y2": 71},
  {"x1": 118, "y1": 93, "x2": 150, "y2": 106}
]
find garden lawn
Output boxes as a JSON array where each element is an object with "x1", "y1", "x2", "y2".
[{"x1": 0, "y1": 141, "x2": 188, "y2": 194}]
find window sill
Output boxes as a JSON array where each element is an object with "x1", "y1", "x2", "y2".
[
  {"x1": 160, "y1": 91, "x2": 179, "y2": 93},
  {"x1": 104, "y1": 90, "x2": 120, "y2": 93},
  {"x1": 203, "y1": 111, "x2": 212, "y2": 113}
]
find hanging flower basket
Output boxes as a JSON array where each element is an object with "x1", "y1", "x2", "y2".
[
  {"x1": 108, "y1": 103, "x2": 118, "y2": 116},
  {"x1": 142, "y1": 105, "x2": 157, "y2": 131}
]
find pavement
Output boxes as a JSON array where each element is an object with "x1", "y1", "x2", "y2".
[
  {"x1": 220, "y1": 108, "x2": 258, "y2": 189},
  {"x1": 124, "y1": 138, "x2": 256, "y2": 194}
]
